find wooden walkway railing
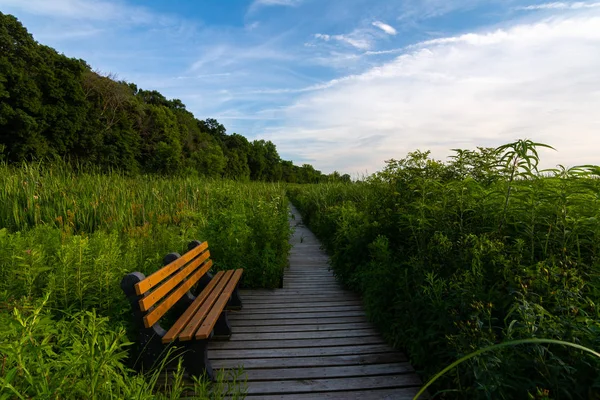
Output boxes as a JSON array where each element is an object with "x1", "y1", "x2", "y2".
[{"x1": 208, "y1": 205, "x2": 425, "y2": 399}]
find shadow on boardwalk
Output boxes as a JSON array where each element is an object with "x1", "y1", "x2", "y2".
[{"x1": 208, "y1": 204, "x2": 425, "y2": 399}]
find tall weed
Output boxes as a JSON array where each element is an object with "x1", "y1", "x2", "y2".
[
  {"x1": 288, "y1": 142, "x2": 600, "y2": 398},
  {"x1": 0, "y1": 162, "x2": 290, "y2": 398}
]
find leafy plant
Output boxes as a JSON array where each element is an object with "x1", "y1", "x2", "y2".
[{"x1": 288, "y1": 140, "x2": 600, "y2": 398}]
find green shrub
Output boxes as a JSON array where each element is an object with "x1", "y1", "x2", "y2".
[
  {"x1": 288, "y1": 141, "x2": 600, "y2": 398},
  {"x1": 0, "y1": 162, "x2": 290, "y2": 398},
  {"x1": 0, "y1": 295, "x2": 246, "y2": 399}
]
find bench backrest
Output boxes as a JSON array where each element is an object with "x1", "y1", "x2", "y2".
[{"x1": 135, "y1": 241, "x2": 212, "y2": 328}]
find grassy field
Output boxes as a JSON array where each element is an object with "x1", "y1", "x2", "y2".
[
  {"x1": 288, "y1": 141, "x2": 600, "y2": 399},
  {"x1": 0, "y1": 162, "x2": 291, "y2": 399}
]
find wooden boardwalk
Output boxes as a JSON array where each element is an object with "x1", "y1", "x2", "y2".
[{"x1": 208, "y1": 205, "x2": 424, "y2": 399}]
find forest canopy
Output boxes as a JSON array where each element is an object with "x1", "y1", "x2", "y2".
[{"x1": 0, "y1": 13, "x2": 350, "y2": 184}]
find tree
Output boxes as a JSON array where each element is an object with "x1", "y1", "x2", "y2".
[
  {"x1": 0, "y1": 13, "x2": 331, "y2": 181},
  {"x1": 223, "y1": 133, "x2": 250, "y2": 180},
  {"x1": 0, "y1": 12, "x2": 49, "y2": 160},
  {"x1": 187, "y1": 132, "x2": 227, "y2": 177},
  {"x1": 281, "y1": 160, "x2": 297, "y2": 183},
  {"x1": 139, "y1": 104, "x2": 182, "y2": 173},
  {"x1": 82, "y1": 71, "x2": 132, "y2": 133},
  {"x1": 199, "y1": 118, "x2": 227, "y2": 143}
]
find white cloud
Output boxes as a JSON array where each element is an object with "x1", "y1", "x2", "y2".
[
  {"x1": 190, "y1": 42, "x2": 294, "y2": 71},
  {"x1": 517, "y1": 2, "x2": 600, "y2": 10},
  {"x1": 263, "y1": 13, "x2": 600, "y2": 174},
  {"x1": 249, "y1": 0, "x2": 302, "y2": 12},
  {"x1": 372, "y1": 21, "x2": 397, "y2": 35},
  {"x1": 246, "y1": 21, "x2": 261, "y2": 31},
  {"x1": 397, "y1": 0, "x2": 485, "y2": 23},
  {"x1": 314, "y1": 32, "x2": 372, "y2": 50}
]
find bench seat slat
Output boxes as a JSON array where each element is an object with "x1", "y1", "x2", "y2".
[
  {"x1": 162, "y1": 270, "x2": 226, "y2": 343},
  {"x1": 196, "y1": 268, "x2": 244, "y2": 340},
  {"x1": 139, "y1": 250, "x2": 211, "y2": 312},
  {"x1": 179, "y1": 269, "x2": 235, "y2": 341},
  {"x1": 143, "y1": 259, "x2": 213, "y2": 328},
  {"x1": 135, "y1": 241, "x2": 209, "y2": 295}
]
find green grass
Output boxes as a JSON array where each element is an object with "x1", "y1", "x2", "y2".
[
  {"x1": 0, "y1": 162, "x2": 291, "y2": 399},
  {"x1": 288, "y1": 141, "x2": 600, "y2": 399}
]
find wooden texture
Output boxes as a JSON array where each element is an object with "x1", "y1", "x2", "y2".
[
  {"x1": 227, "y1": 316, "x2": 368, "y2": 326},
  {"x1": 199, "y1": 205, "x2": 425, "y2": 398},
  {"x1": 237, "y1": 305, "x2": 364, "y2": 313},
  {"x1": 139, "y1": 250, "x2": 211, "y2": 312},
  {"x1": 209, "y1": 336, "x2": 385, "y2": 350},
  {"x1": 210, "y1": 344, "x2": 394, "y2": 359},
  {"x1": 135, "y1": 241, "x2": 208, "y2": 295},
  {"x1": 162, "y1": 270, "x2": 225, "y2": 343},
  {"x1": 241, "y1": 301, "x2": 362, "y2": 310},
  {"x1": 244, "y1": 374, "x2": 423, "y2": 395},
  {"x1": 230, "y1": 328, "x2": 379, "y2": 341},
  {"x1": 240, "y1": 363, "x2": 414, "y2": 381},
  {"x1": 230, "y1": 322, "x2": 375, "y2": 334},
  {"x1": 212, "y1": 352, "x2": 408, "y2": 369},
  {"x1": 243, "y1": 387, "x2": 423, "y2": 400},
  {"x1": 179, "y1": 269, "x2": 234, "y2": 340},
  {"x1": 229, "y1": 310, "x2": 365, "y2": 320},
  {"x1": 143, "y1": 259, "x2": 213, "y2": 328},
  {"x1": 196, "y1": 268, "x2": 243, "y2": 339},
  {"x1": 241, "y1": 295, "x2": 358, "y2": 302}
]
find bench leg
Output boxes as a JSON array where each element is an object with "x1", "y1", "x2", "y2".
[
  {"x1": 213, "y1": 311, "x2": 232, "y2": 340},
  {"x1": 227, "y1": 285, "x2": 243, "y2": 310},
  {"x1": 183, "y1": 340, "x2": 214, "y2": 381},
  {"x1": 137, "y1": 327, "x2": 169, "y2": 372}
]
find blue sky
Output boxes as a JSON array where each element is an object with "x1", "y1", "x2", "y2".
[{"x1": 1, "y1": 0, "x2": 599, "y2": 174}]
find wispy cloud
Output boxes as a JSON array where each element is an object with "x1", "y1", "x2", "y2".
[
  {"x1": 190, "y1": 35, "x2": 296, "y2": 72},
  {"x1": 314, "y1": 32, "x2": 371, "y2": 50},
  {"x1": 372, "y1": 21, "x2": 397, "y2": 35},
  {"x1": 34, "y1": 26, "x2": 105, "y2": 41},
  {"x1": 516, "y1": 1, "x2": 600, "y2": 10},
  {"x1": 397, "y1": 0, "x2": 485, "y2": 23},
  {"x1": 249, "y1": 0, "x2": 302, "y2": 13},
  {"x1": 246, "y1": 21, "x2": 261, "y2": 31},
  {"x1": 264, "y1": 12, "x2": 600, "y2": 174}
]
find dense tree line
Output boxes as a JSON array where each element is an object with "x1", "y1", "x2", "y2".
[{"x1": 0, "y1": 13, "x2": 349, "y2": 183}]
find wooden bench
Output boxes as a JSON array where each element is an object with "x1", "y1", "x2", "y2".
[{"x1": 121, "y1": 240, "x2": 243, "y2": 380}]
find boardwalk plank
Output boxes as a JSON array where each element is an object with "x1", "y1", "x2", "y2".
[
  {"x1": 230, "y1": 322, "x2": 374, "y2": 333},
  {"x1": 244, "y1": 387, "x2": 423, "y2": 399},
  {"x1": 210, "y1": 344, "x2": 393, "y2": 359},
  {"x1": 242, "y1": 301, "x2": 362, "y2": 310},
  {"x1": 242, "y1": 294, "x2": 357, "y2": 300},
  {"x1": 241, "y1": 291, "x2": 357, "y2": 295},
  {"x1": 244, "y1": 374, "x2": 422, "y2": 395},
  {"x1": 240, "y1": 293, "x2": 358, "y2": 300},
  {"x1": 283, "y1": 285, "x2": 341, "y2": 289},
  {"x1": 209, "y1": 336, "x2": 384, "y2": 350},
  {"x1": 229, "y1": 328, "x2": 379, "y2": 341},
  {"x1": 211, "y1": 352, "x2": 408, "y2": 369},
  {"x1": 235, "y1": 305, "x2": 364, "y2": 314},
  {"x1": 237, "y1": 363, "x2": 414, "y2": 381},
  {"x1": 283, "y1": 276, "x2": 336, "y2": 279},
  {"x1": 229, "y1": 310, "x2": 365, "y2": 320},
  {"x1": 229, "y1": 316, "x2": 368, "y2": 326}
]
